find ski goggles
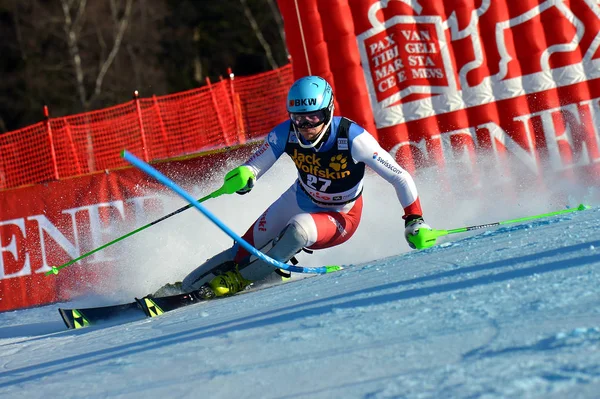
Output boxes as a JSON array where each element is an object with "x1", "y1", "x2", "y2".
[{"x1": 290, "y1": 110, "x2": 326, "y2": 128}]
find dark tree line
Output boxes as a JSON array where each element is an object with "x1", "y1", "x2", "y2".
[{"x1": 0, "y1": 0, "x2": 288, "y2": 133}]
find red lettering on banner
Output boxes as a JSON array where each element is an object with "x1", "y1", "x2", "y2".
[
  {"x1": 365, "y1": 22, "x2": 451, "y2": 103},
  {"x1": 0, "y1": 218, "x2": 30, "y2": 279},
  {"x1": 388, "y1": 95, "x2": 600, "y2": 172},
  {"x1": 516, "y1": 103, "x2": 600, "y2": 170},
  {"x1": 0, "y1": 198, "x2": 162, "y2": 282}
]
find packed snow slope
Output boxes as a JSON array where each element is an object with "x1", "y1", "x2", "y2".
[{"x1": 1, "y1": 157, "x2": 599, "y2": 399}]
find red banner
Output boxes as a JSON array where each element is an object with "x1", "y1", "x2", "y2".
[
  {"x1": 0, "y1": 146, "x2": 256, "y2": 311},
  {"x1": 353, "y1": 0, "x2": 600, "y2": 177},
  {"x1": 278, "y1": 0, "x2": 600, "y2": 184}
]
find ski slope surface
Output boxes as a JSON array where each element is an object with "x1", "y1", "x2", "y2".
[
  {"x1": 1, "y1": 200, "x2": 599, "y2": 398},
  {"x1": 1, "y1": 154, "x2": 600, "y2": 399}
]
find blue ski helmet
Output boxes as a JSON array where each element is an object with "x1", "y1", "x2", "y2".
[{"x1": 287, "y1": 76, "x2": 334, "y2": 129}]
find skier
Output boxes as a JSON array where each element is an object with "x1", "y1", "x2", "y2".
[{"x1": 159, "y1": 76, "x2": 431, "y2": 298}]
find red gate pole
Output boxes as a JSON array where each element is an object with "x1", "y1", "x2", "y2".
[
  {"x1": 206, "y1": 77, "x2": 230, "y2": 146},
  {"x1": 44, "y1": 105, "x2": 60, "y2": 179},
  {"x1": 152, "y1": 94, "x2": 170, "y2": 157},
  {"x1": 133, "y1": 90, "x2": 150, "y2": 161},
  {"x1": 228, "y1": 68, "x2": 246, "y2": 144}
]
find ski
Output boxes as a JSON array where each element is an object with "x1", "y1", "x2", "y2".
[
  {"x1": 58, "y1": 301, "x2": 142, "y2": 329},
  {"x1": 135, "y1": 288, "x2": 213, "y2": 317},
  {"x1": 58, "y1": 286, "x2": 216, "y2": 329},
  {"x1": 58, "y1": 271, "x2": 331, "y2": 329}
]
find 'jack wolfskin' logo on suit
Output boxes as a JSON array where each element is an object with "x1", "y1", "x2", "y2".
[{"x1": 291, "y1": 149, "x2": 351, "y2": 179}]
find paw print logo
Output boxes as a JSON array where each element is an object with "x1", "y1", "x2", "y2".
[
  {"x1": 268, "y1": 130, "x2": 278, "y2": 146},
  {"x1": 329, "y1": 154, "x2": 347, "y2": 171}
]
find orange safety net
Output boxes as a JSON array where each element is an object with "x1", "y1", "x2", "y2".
[{"x1": 0, "y1": 64, "x2": 294, "y2": 191}]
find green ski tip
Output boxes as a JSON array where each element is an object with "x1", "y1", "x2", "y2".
[
  {"x1": 324, "y1": 265, "x2": 343, "y2": 273},
  {"x1": 577, "y1": 204, "x2": 591, "y2": 211}
]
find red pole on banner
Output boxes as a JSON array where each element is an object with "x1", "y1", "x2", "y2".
[
  {"x1": 316, "y1": 0, "x2": 378, "y2": 140},
  {"x1": 44, "y1": 105, "x2": 60, "y2": 180},
  {"x1": 277, "y1": 0, "x2": 333, "y2": 82},
  {"x1": 133, "y1": 91, "x2": 150, "y2": 161}
]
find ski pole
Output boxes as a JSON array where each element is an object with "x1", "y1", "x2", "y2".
[
  {"x1": 46, "y1": 165, "x2": 254, "y2": 276},
  {"x1": 408, "y1": 204, "x2": 591, "y2": 250},
  {"x1": 122, "y1": 150, "x2": 341, "y2": 275}
]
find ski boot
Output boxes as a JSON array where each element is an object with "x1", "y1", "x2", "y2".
[{"x1": 202, "y1": 269, "x2": 252, "y2": 298}]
